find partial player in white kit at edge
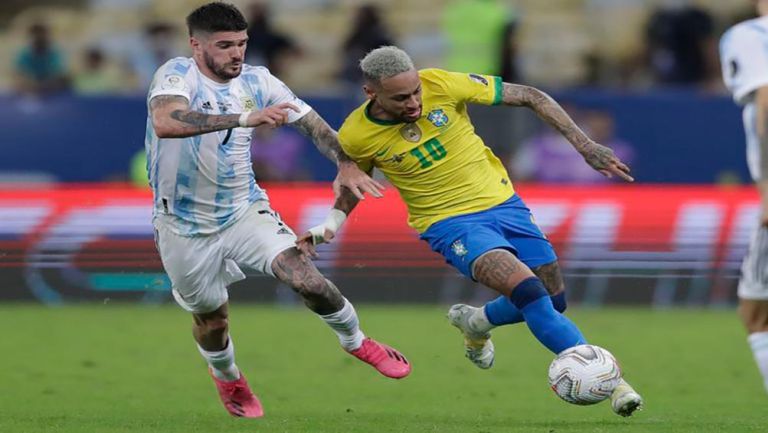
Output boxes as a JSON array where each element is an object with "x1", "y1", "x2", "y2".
[
  {"x1": 145, "y1": 2, "x2": 411, "y2": 418},
  {"x1": 720, "y1": 0, "x2": 768, "y2": 394}
]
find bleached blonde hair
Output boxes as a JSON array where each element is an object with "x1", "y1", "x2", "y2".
[{"x1": 359, "y1": 46, "x2": 415, "y2": 84}]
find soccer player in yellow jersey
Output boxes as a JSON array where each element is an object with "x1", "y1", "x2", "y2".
[{"x1": 297, "y1": 46, "x2": 643, "y2": 416}]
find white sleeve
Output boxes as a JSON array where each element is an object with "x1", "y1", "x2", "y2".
[
  {"x1": 148, "y1": 59, "x2": 195, "y2": 103},
  {"x1": 721, "y1": 25, "x2": 768, "y2": 104},
  {"x1": 263, "y1": 72, "x2": 312, "y2": 123}
]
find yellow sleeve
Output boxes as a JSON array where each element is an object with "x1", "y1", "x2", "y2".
[
  {"x1": 338, "y1": 129, "x2": 374, "y2": 173},
  {"x1": 424, "y1": 68, "x2": 503, "y2": 106}
]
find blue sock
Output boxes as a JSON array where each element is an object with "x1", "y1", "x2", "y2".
[
  {"x1": 484, "y1": 291, "x2": 568, "y2": 326},
  {"x1": 509, "y1": 277, "x2": 586, "y2": 354}
]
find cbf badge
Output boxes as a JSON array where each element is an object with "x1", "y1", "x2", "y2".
[
  {"x1": 427, "y1": 109, "x2": 449, "y2": 127},
  {"x1": 400, "y1": 123, "x2": 422, "y2": 142},
  {"x1": 451, "y1": 239, "x2": 468, "y2": 259}
]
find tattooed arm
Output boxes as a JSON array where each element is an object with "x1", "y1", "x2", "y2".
[
  {"x1": 149, "y1": 95, "x2": 298, "y2": 138},
  {"x1": 291, "y1": 110, "x2": 384, "y2": 199},
  {"x1": 291, "y1": 110, "x2": 350, "y2": 164},
  {"x1": 501, "y1": 83, "x2": 634, "y2": 182}
]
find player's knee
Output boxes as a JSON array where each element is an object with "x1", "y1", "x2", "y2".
[
  {"x1": 739, "y1": 302, "x2": 768, "y2": 333},
  {"x1": 551, "y1": 292, "x2": 567, "y2": 313},
  {"x1": 205, "y1": 317, "x2": 229, "y2": 335}
]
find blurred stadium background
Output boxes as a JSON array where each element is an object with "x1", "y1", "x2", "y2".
[
  {"x1": 3, "y1": 1, "x2": 767, "y2": 432},
  {"x1": 0, "y1": 0, "x2": 757, "y2": 307}
]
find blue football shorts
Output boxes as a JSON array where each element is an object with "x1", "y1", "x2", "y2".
[{"x1": 420, "y1": 194, "x2": 557, "y2": 280}]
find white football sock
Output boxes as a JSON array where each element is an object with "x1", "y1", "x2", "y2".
[
  {"x1": 319, "y1": 297, "x2": 365, "y2": 351},
  {"x1": 198, "y1": 337, "x2": 240, "y2": 382},
  {"x1": 748, "y1": 332, "x2": 768, "y2": 393},
  {"x1": 469, "y1": 306, "x2": 494, "y2": 334}
]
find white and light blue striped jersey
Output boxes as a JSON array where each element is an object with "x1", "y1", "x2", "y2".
[
  {"x1": 145, "y1": 57, "x2": 311, "y2": 236},
  {"x1": 720, "y1": 16, "x2": 768, "y2": 181}
]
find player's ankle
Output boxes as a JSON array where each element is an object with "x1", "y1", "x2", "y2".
[{"x1": 468, "y1": 306, "x2": 494, "y2": 334}]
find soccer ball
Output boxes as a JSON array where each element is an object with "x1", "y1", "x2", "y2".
[{"x1": 548, "y1": 344, "x2": 622, "y2": 405}]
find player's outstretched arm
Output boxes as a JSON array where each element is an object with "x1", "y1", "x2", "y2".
[
  {"x1": 296, "y1": 186, "x2": 362, "y2": 258},
  {"x1": 501, "y1": 83, "x2": 634, "y2": 182},
  {"x1": 291, "y1": 110, "x2": 384, "y2": 199},
  {"x1": 150, "y1": 95, "x2": 297, "y2": 138}
]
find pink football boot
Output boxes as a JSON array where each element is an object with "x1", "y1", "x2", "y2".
[
  {"x1": 210, "y1": 370, "x2": 264, "y2": 418},
  {"x1": 348, "y1": 338, "x2": 412, "y2": 379}
]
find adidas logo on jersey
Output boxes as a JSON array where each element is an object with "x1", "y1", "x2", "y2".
[
  {"x1": 277, "y1": 228, "x2": 291, "y2": 235},
  {"x1": 201, "y1": 101, "x2": 213, "y2": 110}
]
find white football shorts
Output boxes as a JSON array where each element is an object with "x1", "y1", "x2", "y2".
[
  {"x1": 739, "y1": 225, "x2": 768, "y2": 300},
  {"x1": 154, "y1": 200, "x2": 297, "y2": 313}
]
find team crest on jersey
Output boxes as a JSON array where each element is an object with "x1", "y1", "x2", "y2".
[
  {"x1": 451, "y1": 240, "x2": 468, "y2": 258},
  {"x1": 427, "y1": 109, "x2": 449, "y2": 127},
  {"x1": 400, "y1": 123, "x2": 422, "y2": 142},
  {"x1": 241, "y1": 96, "x2": 256, "y2": 111}
]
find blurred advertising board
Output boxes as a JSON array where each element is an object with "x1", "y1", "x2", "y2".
[{"x1": 0, "y1": 184, "x2": 755, "y2": 305}]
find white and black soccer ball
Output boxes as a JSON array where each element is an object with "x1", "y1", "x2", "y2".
[{"x1": 548, "y1": 344, "x2": 622, "y2": 405}]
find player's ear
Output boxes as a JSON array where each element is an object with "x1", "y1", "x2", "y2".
[{"x1": 363, "y1": 84, "x2": 376, "y2": 101}]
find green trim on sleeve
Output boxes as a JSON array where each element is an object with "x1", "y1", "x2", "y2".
[{"x1": 492, "y1": 76, "x2": 503, "y2": 105}]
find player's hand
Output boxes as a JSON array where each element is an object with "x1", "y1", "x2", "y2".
[
  {"x1": 296, "y1": 228, "x2": 336, "y2": 258},
  {"x1": 581, "y1": 142, "x2": 634, "y2": 182},
  {"x1": 336, "y1": 161, "x2": 384, "y2": 200},
  {"x1": 247, "y1": 103, "x2": 300, "y2": 128}
]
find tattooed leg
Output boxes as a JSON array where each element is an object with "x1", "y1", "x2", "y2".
[
  {"x1": 272, "y1": 247, "x2": 368, "y2": 353},
  {"x1": 532, "y1": 261, "x2": 565, "y2": 296},
  {"x1": 472, "y1": 249, "x2": 535, "y2": 296},
  {"x1": 472, "y1": 249, "x2": 585, "y2": 354},
  {"x1": 271, "y1": 247, "x2": 344, "y2": 315}
]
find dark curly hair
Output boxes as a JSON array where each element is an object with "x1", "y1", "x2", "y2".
[{"x1": 186, "y1": 2, "x2": 248, "y2": 37}]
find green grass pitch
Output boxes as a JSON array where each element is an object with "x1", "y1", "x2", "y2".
[{"x1": 1, "y1": 304, "x2": 765, "y2": 432}]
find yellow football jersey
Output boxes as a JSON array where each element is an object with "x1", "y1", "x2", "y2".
[{"x1": 338, "y1": 68, "x2": 515, "y2": 233}]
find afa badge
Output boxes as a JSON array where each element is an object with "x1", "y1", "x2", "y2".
[
  {"x1": 241, "y1": 96, "x2": 256, "y2": 111},
  {"x1": 427, "y1": 109, "x2": 449, "y2": 127}
]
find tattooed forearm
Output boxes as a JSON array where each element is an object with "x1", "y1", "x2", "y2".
[
  {"x1": 272, "y1": 248, "x2": 344, "y2": 314},
  {"x1": 292, "y1": 110, "x2": 353, "y2": 165},
  {"x1": 169, "y1": 110, "x2": 240, "y2": 134},
  {"x1": 333, "y1": 186, "x2": 361, "y2": 215},
  {"x1": 149, "y1": 95, "x2": 239, "y2": 138},
  {"x1": 502, "y1": 83, "x2": 593, "y2": 153}
]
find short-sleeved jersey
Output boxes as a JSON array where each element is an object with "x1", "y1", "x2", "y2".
[
  {"x1": 720, "y1": 16, "x2": 768, "y2": 105},
  {"x1": 338, "y1": 68, "x2": 513, "y2": 233},
  {"x1": 145, "y1": 57, "x2": 311, "y2": 236},
  {"x1": 720, "y1": 17, "x2": 768, "y2": 181}
]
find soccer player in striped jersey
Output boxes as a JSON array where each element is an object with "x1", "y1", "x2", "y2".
[
  {"x1": 300, "y1": 46, "x2": 643, "y2": 416},
  {"x1": 720, "y1": 0, "x2": 768, "y2": 395},
  {"x1": 146, "y1": 3, "x2": 410, "y2": 418}
]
